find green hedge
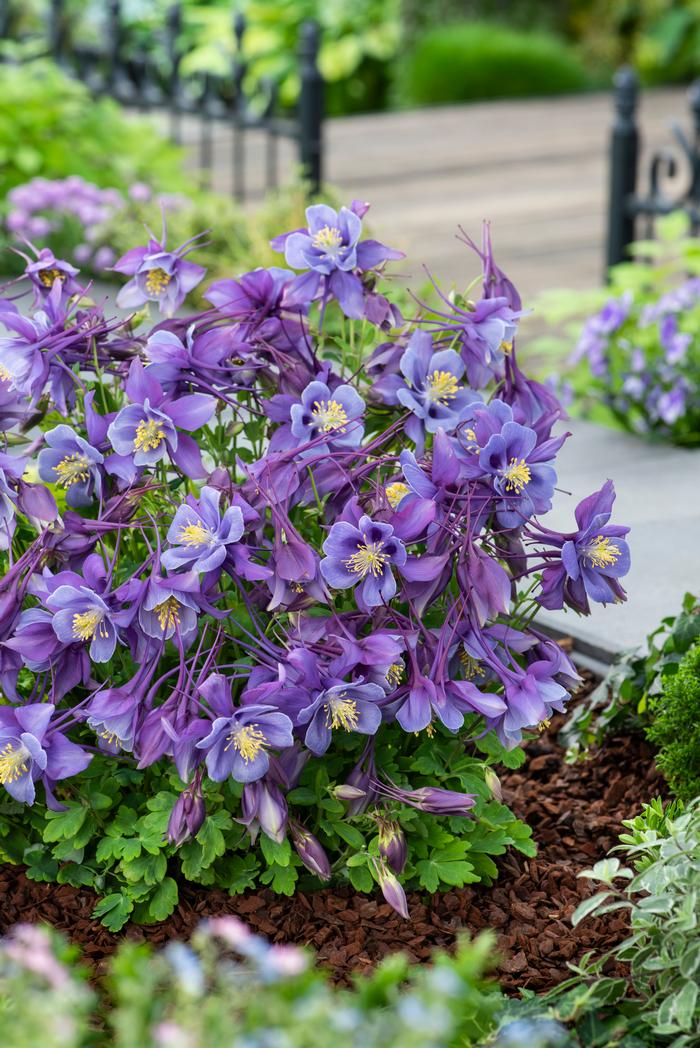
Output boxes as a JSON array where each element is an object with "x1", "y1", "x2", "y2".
[{"x1": 395, "y1": 21, "x2": 592, "y2": 107}]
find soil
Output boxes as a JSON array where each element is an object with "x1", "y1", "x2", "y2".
[{"x1": 0, "y1": 671, "x2": 666, "y2": 992}]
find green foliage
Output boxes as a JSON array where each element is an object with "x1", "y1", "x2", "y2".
[
  {"x1": 0, "y1": 721, "x2": 533, "y2": 931},
  {"x1": 0, "y1": 59, "x2": 188, "y2": 201},
  {"x1": 561, "y1": 591, "x2": 700, "y2": 760},
  {"x1": 499, "y1": 799, "x2": 700, "y2": 1047},
  {"x1": 646, "y1": 644, "x2": 700, "y2": 801},
  {"x1": 0, "y1": 918, "x2": 505, "y2": 1048},
  {"x1": 395, "y1": 22, "x2": 591, "y2": 108},
  {"x1": 533, "y1": 213, "x2": 700, "y2": 445}
]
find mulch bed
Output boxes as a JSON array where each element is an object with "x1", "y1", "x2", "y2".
[{"x1": 0, "y1": 672, "x2": 665, "y2": 992}]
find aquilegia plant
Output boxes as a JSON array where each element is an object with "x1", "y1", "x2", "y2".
[{"x1": 0, "y1": 202, "x2": 630, "y2": 922}]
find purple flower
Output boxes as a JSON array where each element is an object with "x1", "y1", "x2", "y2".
[
  {"x1": 0, "y1": 704, "x2": 90, "y2": 805},
  {"x1": 377, "y1": 818, "x2": 407, "y2": 874},
  {"x1": 137, "y1": 576, "x2": 199, "y2": 644},
  {"x1": 539, "y1": 480, "x2": 630, "y2": 614},
  {"x1": 113, "y1": 230, "x2": 206, "y2": 317},
  {"x1": 490, "y1": 661, "x2": 569, "y2": 748},
  {"x1": 46, "y1": 583, "x2": 119, "y2": 663},
  {"x1": 426, "y1": 296, "x2": 522, "y2": 389},
  {"x1": 195, "y1": 673, "x2": 294, "y2": 783},
  {"x1": 288, "y1": 378, "x2": 365, "y2": 453},
  {"x1": 394, "y1": 332, "x2": 480, "y2": 450},
  {"x1": 660, "y1": 314, "x2": 691, "y2": 365},
  {"x1": 320, "y1": 514, "x2": 406, "y2": 607},
  {"x1": 239, "y1": 779, "x2": 288, "y2": 843},
  {"x1": 379, "y1": 783, "x2": 477, "y2": 817},
  {"x1": 107, "y1": 359, "x2": 215, "y2": 478},
  {"x1": 167, "y1": 777, "x2": 206, "y2": 847},
  {"x1": 272, "y1": 203, "x2": 403, "y2": 320},
  {"x1": 162, "y1": 487, "x2": 244, "y2": 574},
  {"x1": 464, "y1": 400, "x2": 557, "y2": 528},
  {"x1": 290, "y1": 821, "x2": 331, "y2": 881},
  {"x1": 375, "y1": 860, "x2": 409, "y2": 919},
  {"x1": 298, "y1": 681, "x2": 384, "y2": 755},
  {"x1": 21, "y1": 247, "x2": 81, "y2": 301},
  {"x1": 38, "y1": 425, "x2": 103, "y2": 508}
]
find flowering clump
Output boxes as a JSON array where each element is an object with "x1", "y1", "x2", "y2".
[
  {"x1": 0, "y1": 201, "x2": 630, "y2": 920},
  {"x1": 571, "y1": 215, "x2": 700, "y2": 445}
]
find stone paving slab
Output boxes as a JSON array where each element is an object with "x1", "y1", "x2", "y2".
[{"x1": 537, "y1": 419, "x2": 700, "y2": 660}]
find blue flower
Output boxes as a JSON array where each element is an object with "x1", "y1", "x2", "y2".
[
  {"x1": 289, "y1": 378, "x2": 365, "y2": 454},
  {"x1": 320, "y1": 514, "x2": 407, "y2": 607},
  {"x1": 298, "y1": 681, "x2": 384, "y2": 756},
  {"x1": 395, "y1": 332, "x2": 480, "y2": 451},
  {"x1": 46, "y1": 584, "x2": 119, "y2": 663},
  {"x1": 38, "y1": 424, "x2": 103, "y2": 507},
  {"x1": 162, "y1": 487, "x2": 244, "y2": 574}
]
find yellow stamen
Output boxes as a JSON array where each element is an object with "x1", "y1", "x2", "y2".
[
  {"x1": 344, "y1": 536, "x2": 389, "y2": 579},
  {"x1": 145, "y1": 267, "x2": 171, "y2": 295},
  {"x1": 312, "y1": 399, "x2": 348, "y2": 433},
  {"x1": 134, "y1": 418, "x2": 166, "y2": 453},
  {"x1": 0, "y1": 364, "x2": 11, "y2": 383},
  {"x1": 538, "y1": 719, "x2": 551, "y2": 733},
  {"x1": 54, "y1": 453, "x2": 91, "y2": 489},
  {"x1": 99, "y1": 729, "x2": 122, "y2": 748},
  {"x1": 177, "y1": 522, "x2": 213, "y2": 547},
  {"x1": 0, "y1": 742, "x2": 30, "y2": 785},
  {"x1": 386, "y1": 663, "x2": 403, "y2": 688},
  {"x1": 38, "y1": 267, "x2": 65, "y2": 288},
  {"x1": 502, "y1": 457, "x2": 531, "y2": 493},
  {"x1": 225, "y1": 723, "x2": 268, "y2": 762},
  {"x1": 459, "y1": 650, "x2": 480, "y2": 678},
  {"x1": 500, "y1": 340, "x2": 513, "y2": 355},
  {"x1": 154, "y1": 596, "x2": 181, "y2": 632},
  {"x1": 427, "y1": 370, "x2": 460, "y2": 404},
  {"x1": 386, "y1": 482, "x2": 409, "y2": 509},
  {"x1": 325, "y1": 695, "x2": 359, "y2": 732},
  {"x1": 311, "y1": 226, "x2": 343, "y2": 252},
  {"x1": 414, "y1": 722, "x2": 435, "y2": 738},
  {"x1": 72, "y1": 607, "x2": 106, "y2": 642},
  {"x1": 584, "y1": 535, "x2": 621, "y2": 569}
]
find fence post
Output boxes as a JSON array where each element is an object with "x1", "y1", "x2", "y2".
[
  {"x1": 166, "y1": 3, "x2": 183, "y2": 143},
  {"x1": 298, "y1": 20, "x2": 323, "y2": 196},
  {"x1": 606, "y1": 66, "x2": 639, "y2": 273},
  {"x1": 105, "y1": 0, "x2": 122, "y2": 92},
  {"x1": 48, "y1": 0, "x2": 66, "y2": 64}
]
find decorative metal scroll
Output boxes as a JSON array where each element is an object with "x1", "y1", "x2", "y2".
[{"x1": 607, "y1": 67, "x2": 700, "y2": 271}]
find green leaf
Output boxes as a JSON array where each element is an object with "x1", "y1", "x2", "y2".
[
  {"x1": 260, "y1": 833, "x2": 292, "y2": 868},
  {"x1": 42, "y1": 804, "x2": 87, "y2": 843},
  {"x1": 195, "y1": 817, "x2": 227, "y2": 868},
  {"x1": 144, "y1": 877, "x2": 179, "y2": 922},
  {"x1": 260, "y1": 862, "x2": 297, "y2": 896},
  {"x1": 121, "y1": 850, "x2": 167, "y2": 886},
  {"x1": 571, "y1": 891, "x2": 612, "y2": 926},
  {"x1": 348, "y1": 864, "x2": 373, "y2": 892},
  {"x1": 224, "y1": 854, "x2": 259, "y2": 895},
  {"x1": 672, "y1": 980, "x2": 698, "y2": 1031},
  {"x1": 415, "y1": 841, "x2": 477, "y2": 893},
  {"x1": 330, "y1": 822, "x2": 365, "y2": 850},
  {"x1": 23, "y1": 846, "x2": 59, "y2": 883},
  {"x1": 92, "y1": 893, "x2": 134, "y2": 932}
]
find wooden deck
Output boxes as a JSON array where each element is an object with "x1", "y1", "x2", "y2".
[{"x1": 179, "y1": 86, "x2": 689, "y2": 301}]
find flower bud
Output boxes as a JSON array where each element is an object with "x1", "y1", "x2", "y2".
[
  {"x1": 377, "y1": 819, "x2": 407, "y2": 875},
  {"x1": 290, "y1": 821, "x2": 331, "y2": 881},
  {"x1": 484, "y1": 767, "x2": 503, "y2": 802},
  {"x1": 166, "y1": 779, "x2": 205, "y2": 847},
  {"x1": 333, "y1": 784, "x2": 367, "y2": 801},
  {"x1": 376, "y1": 861, "x2": 409, "y2": 920}
]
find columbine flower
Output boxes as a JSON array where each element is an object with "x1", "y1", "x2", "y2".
[
  {"x1": 464, "y1": 400, "x2": 557, "y2": 528},
  {"x1": 320, "y1": 514, "x2": 407, "y2": 607},
  {"x1": 290, "y1": 821, "x2": 331, "y2": 881},
  {"x1": 272, "y1": 202, "x2": 403, "y2": 319},
  {"x1": 106, "y1": 359, "x2": 215, "y2": 479},
  {"x1": 46, "y1": 583, "x2": 119, "y2": 663},
  {"x1": 138, "y1": 576, "x2": 199, "y2": 644},
  {"x1": 394, "y1": 331, "x2": 480, "y2": 451},
  {"x1": 22, "y1": 247, "x2": 81, "y2": 301},
  {"x1": 0, "y1": 703, "x2": 90, "y2": 805},
  {"x1": 113, "y1": 229, "x2": 206, "y2": 317},
  {"x1": 538, "y1": 480, "x2": 630, "y2": 614},
  {"x1": 196, "y1": 689, "x2": 294, "y2": 785},
  {"x1": 298, "y1": 681, "x2": 384, "y2": 756},
  {"x1": 38, "y1": 424, "x2": 103, "y2": 507},
  {"x1": 489, "y1": 661, "x2": 569, "y2": 748},
  {"x1": 162, "y1": 487, "x2": 244, "y2": 574},
  {"x1": 288, "y1": 378, "x2": 365, "y2": 454}
]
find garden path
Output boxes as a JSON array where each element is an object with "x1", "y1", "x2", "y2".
[
  {"x1": 193, "y1": 85, "x2": 688, "y2": 299},
  {"x1": 537, "y1": 419, "x2": 700, "y2": 662}
]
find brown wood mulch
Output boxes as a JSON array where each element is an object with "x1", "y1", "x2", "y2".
[{"x1": 0, "y1": 675, "x2": 665, "y2": 993}]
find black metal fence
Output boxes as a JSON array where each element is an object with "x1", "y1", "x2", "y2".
[
  {"x1": 607, "y1": 66, "x2": 700, "y2": 271},
  {"x1": 0, "y1": 1, "x2": 324, "y2": 202}
]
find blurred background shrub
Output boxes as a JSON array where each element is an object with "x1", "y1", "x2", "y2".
[{"x1": 394, "y1": 22, "x2": 591, "y2": 107}]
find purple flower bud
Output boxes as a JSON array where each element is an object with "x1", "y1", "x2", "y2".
[
  {"x1": 484, "y1": 768, "x2": 503, "y2": 802},
  {"x1": 290, "y1": 821, "x2": 331, "y2": 881},
  {"x1": 167, "y1": 776, "x2": 206, "y2": 846},
  {"x1": 334, "y1": 784, "x2": 367, "y2": 801},
  {"x1": 376, "y1": 861, "x2": 409, "y2": 919},
  {"x1": 377, "y1": 818, "x2": 407, "y2": 875}
]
